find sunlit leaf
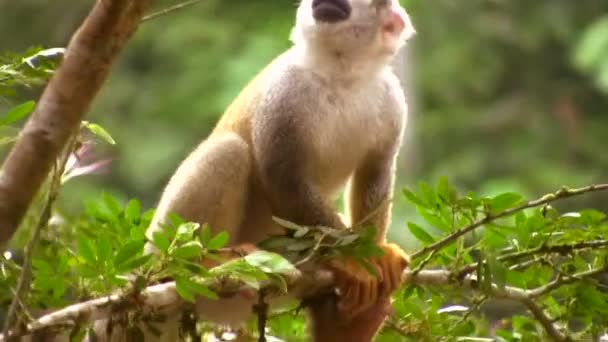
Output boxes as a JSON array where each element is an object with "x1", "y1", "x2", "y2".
[
  {"x1": 125, "y1": 200, "x2": 141, "y2": 223},
  {"x1": 244, "y1": 250, "x2": 297, "y2": 275},
  {"x1": 208, "y1": 231, "x2": 229, "y2": 250},
  {"x1": 172, "y1": 241, "x2": 203, "y2": 259},
  {"x1": 402, "y1": 188, "x2": 428, "y2": 208},
  {"x1": 407, "y1": 222, "x2": 435, "y2": 244},
  {"x1": 0, "y1": 101, "x2": 35, "y2": 125},
  {"x1": 489, "y1": 193, "x2": 523, "y2": 213},
  {"x1": 83, "y1": 121, "x2": 116, "y2": 145},
  {"x1": 114, "y1": 240, "x2": 144, "y2": 267}
]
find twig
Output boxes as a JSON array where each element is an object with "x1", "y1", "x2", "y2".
[
  {"x1": 295, "y1": 233, "x2": 328, "y2": 267},
  {"x1": 141, "y1": 0, "x2": 204, "y2": 22},
  {"x1": 2, "y1": 136, "x2": 77, "y2": 338},
  {"x1": 500, "y1": 240, "x2": 608, "y2": 262},
  {"x1": 521, "y1": 298, "x2": 569, "y2": 342},
  {"x1": 411, "y1": 184, "x2": 608, "y2": 259},
  {"x1": 456, "y1": 240, "x2": 608, "y2": 276},
  {"x1": 352, "y1": 197, "x2": 391, "y2": 228},
  {"x1": 254, "y1": 289, "x2": 269, "y2": 342},
  {"x1": 529, "y1": 266, "x2": 608, "y2": 298}
]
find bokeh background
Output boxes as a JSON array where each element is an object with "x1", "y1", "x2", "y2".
[{"x1": 1, "y1": 0, "x2": 608, "y2": 249}]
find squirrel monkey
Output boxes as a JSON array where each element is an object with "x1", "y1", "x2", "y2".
[{"x1": 140, "y1": 0, "x2": 415, "y2": 340}]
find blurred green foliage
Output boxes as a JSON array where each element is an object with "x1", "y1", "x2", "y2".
[
  {"x1": 2, "y1": 0, "x2": 608, "y2": 339},
  {"x1": 2, "y1": 0, "x2": 608, "y2": 250}
]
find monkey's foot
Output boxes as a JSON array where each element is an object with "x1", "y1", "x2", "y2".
[{"x1": 329, "y1": 243, "x2": 409, "y2": 320}]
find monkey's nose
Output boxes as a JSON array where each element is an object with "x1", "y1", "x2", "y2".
[{"x1": 312, "y1": 0, "x2": 351, "y2": 23}]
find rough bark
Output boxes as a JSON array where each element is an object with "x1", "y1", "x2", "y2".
[{"x1": 0, "y1": 0, "x2": 150, "y2": 245}]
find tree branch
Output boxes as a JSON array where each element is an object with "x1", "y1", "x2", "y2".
[
  {"x1": 411, "y1": 184, "x2": 608, "y2": 259},
  {"x1": 521, "y1": 298, "x2": 569, "y2": 342},
  {"x1": 141, "y1": 0, "x2": 204, "y2": 22},
  {"x1": 456, "y1": 240, "x2": 608, "y2": 277},
  {"x1": 499, "y1": 240, "x2": 608, "y2": 263},
  {"x1": 2, "y1": 263, "x2": 594, "y2": 341},
  {"x1": 0, "y1": 0, "x2": 150, "y2": 245},
  {"x1": 529, "y1": 266, "x2": 608, "y2": 298},
  {"x1": 2, "y1": 136, "x2": 77, "y2": 337}
]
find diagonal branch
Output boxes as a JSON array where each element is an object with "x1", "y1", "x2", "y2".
[
  {"x1": 522, "y1": 298, "x2": 570, "y2": 342},
  {"x1": 411, "y1": 184, "x2": 608, "y2": 259},
  {"x1": 528, "y1": 266, "x2": 608, "y2": 298},
  {"x1": 0, "y1": 0, "x2": 151, "y2": 245},
  {"x1": 455, "y1": 240, "x2": 608, "y2": 277}
]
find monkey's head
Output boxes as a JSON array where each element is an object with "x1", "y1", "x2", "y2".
[{"x1": 291, "y1": 0, "x2": 415, "y2": 60}]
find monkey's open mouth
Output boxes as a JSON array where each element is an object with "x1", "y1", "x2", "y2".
[{"x1": 312, "y1": 0, "x2": 351, "y2": 23}]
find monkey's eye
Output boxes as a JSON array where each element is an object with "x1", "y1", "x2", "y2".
[{"x1": 372, "y1": 0, "x2": 390, "y2": 8}]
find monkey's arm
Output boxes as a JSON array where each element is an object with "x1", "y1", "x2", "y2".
[
  {"x1": 347, "y1": 146, "x2": 398, "y2": 240},
  {"x1": 314, "y1": 141, "x2": 408, "y2": 340}
]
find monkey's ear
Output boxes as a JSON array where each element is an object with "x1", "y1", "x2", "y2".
[{"x1": 381, "y1": 6, "x2": 415, "y2": 48}]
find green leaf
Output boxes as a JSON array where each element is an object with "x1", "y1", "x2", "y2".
[
  {"x1": 487, "y1": 255, "x2": 507, "y2": 289},
  {"x1": 32, "y1": 259, "x2": 52, "y2": 274},
  {"x1": 338, "y1": 234, "x2": 359, "y2": 246},
  {"x1": 78, "y1": 237, "x2": 96, "y2": 264},
  {"x1": 114, "y1": 240, "x2": 144, "y2": 267},
  {"x1": 294, "y1": 227, "x2": 310, "y2": 238},
  {"x1": 176, "y1": 222, "x2": 199, "y2": 240},
  {"x1": 151, "y1": 232, "x2": 171, "y2": 252},
  {"x1": 272, "y1": 216, "x2": 303, "y2": 231},
  {"x1": 580, "y1": 209, "x2": 606, "y2": 224},
  {"x1": 407, "y1": 222, "x2": 435, "y2": 244},
  {"x1": 199, "y1": 224, "x2": 212, "y2": 245},
  {"x1": 480, "y1": 262, "x2": 492, "y2": 292},
  {"x1": 207, "y1": 231, "x2": 229, "y2": 250},
  {"x1": 402, "y1": 286, "x2": 417, "y2": 300},
  {"x1": 258, "y1": 236, "x2": 296, "y2": 250},
  {"x1": 0, "y1": 101, "x2": 35, "y2": 126},
  {"x1": 489, "y1": 192, "x2": 523, "y2": 213},
  {"x1": 180, "y1": 278, "x2": 218, "y2": 300},
  {"x1": 83, "y1": 121, "x2": 116, "y2": 145},
  {"x1": 417, "y1": 207, "x2": 451, "y2": 232},
  {"x1": 116, "y1": 255, "x2": 151, "y2": 272},
  {"x1": 171, "y1": 241, "x2": 203, "y2": 259},
  {"x1": 125, "y1": 200, "x2": 141, "y2": 223},
  {"x1": 244, "y1": 250, "x2": 297, "y2": 275},
  {"x1": 102, "y1": 192, "x2": 122, "y2": 217},
  {"x1": 97, "y1": 236, "x2": 112, "y2": 262},
  {"x1": 418, "y1": 181, "x2": 437, "y2": 207},
  {"x1": 402, "y1": 188, "x2": 429, "y2": 208},
  {"x1": 285, "y1": 239, "x2": 316, "y2": 251},
  {"x1": 436, "y1": 176, "x2": 456, "y2": 204},
  {"x1": 175, "y1": 278, "x2": 196, "y2": 303}
]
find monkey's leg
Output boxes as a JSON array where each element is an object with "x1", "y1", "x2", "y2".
[
  {"x1": 87, "y1": 133, "x2": 253, "y2": 342},
  {"x1": 154, "y1": 132, "x2": 256, "y2": 329},
  {"x1": 147, "y1": 132, "x2": 252, "y2": 248}
]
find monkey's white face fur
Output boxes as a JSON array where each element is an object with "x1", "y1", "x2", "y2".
[{"x1": 291, "y1": 0, "x2": 415, "y2": 62}]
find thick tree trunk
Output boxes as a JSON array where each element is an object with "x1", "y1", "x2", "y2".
[{"x1": 0, "y1": 0, "x2": 150, "y2": 245}]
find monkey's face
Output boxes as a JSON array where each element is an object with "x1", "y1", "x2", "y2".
[{"x1": 292, "y1": 0, "x2": 415, "y2": 58}]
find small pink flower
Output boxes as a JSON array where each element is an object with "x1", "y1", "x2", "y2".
[{"x1": 62, "y1": 141, "x2": 111, "y2": 183}]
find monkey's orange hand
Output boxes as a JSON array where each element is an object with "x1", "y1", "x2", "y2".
[{"x1": 330, "y1": 243, "x2": 409, "y2": 320}]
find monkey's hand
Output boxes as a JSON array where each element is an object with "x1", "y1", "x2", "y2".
[{"x1": 330, "y1": 243, "x2": 409, "y2": 320}]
